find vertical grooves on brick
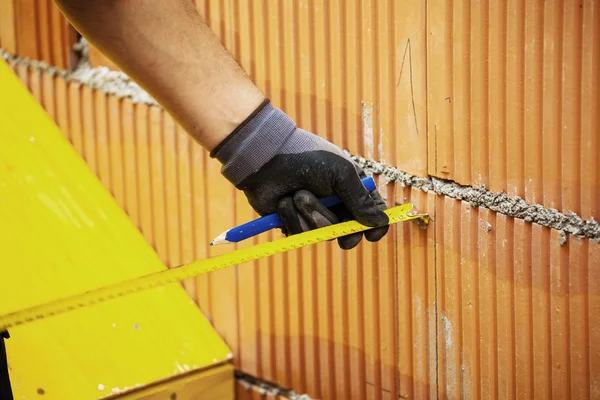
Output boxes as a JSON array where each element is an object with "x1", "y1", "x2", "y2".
[
  {"x1": 550, "y1": 230, "x2": 571, "y2": 397},
  {"x1": 67, "y1": 82, "x2": 82, "y2": 164},
  {"x1": 488, "y1": 0, "x2": 507, "y2": 193},
  {"x1": 95, "y1": 92, "x2": 111, "y2": 194},
  {"x1": 382, "y1": 0, "x2": 394, "y2": 165},
  {"x1": 36, "y1": 0, "x2": 49, "y2": 64},
  {"x1": 11, "y1": 3, "x2": 600, "y2": 399},
  {"x1": 434, "y1": 195, "x2": 444, "y2": 398},
  {"x1": 339, "y1": 1, "x2": 351, "y2": 390},
  {"x1": 322, "y1": 3, "x2": 336, "y2": 390},
  {"x1": 461, "y1": 205, "x2": 480, "y2": 399},
  {"x1": 453, "y1": 200, "x2": 463, "y2": 398},
  {"x1": 355, "y1": 2, "x2": 365, "y2": 396},
  {"x1": 176, "y1": 128, "x2": 195, "y2": 295},
  {"x1": 524, "y1": 1, "x2": 544, "y2": 206},
  {"x1": 542, "y1": 1, "x2": 563, "y2": 210},
  {"x1": 149, "y1": 108, "x2": 167, "y2": 262},
  {"x1": 6, "y1": 0, "x2": 74, "y2": 67},
  {"x1": 398, "y1": 194, "x2": 413, "y2": 399},
  {"x1": 40, "y1": 72, "x2": 54, "y2": 119},
  {"x1": 0, "y1": 0, "x2": 17, "y2": 53},
  {"x1": 570, "y1": 238, "x2": 590, "y2": 399},
  {"x1": 496, "y1": 215, "x2": 515, "y2": 398},
  {"x1": 345, "y1": 0, "x2": 360, "y2": 156},
  {"x1": 80, "y1": 86, "x2": 96, "y2": 175},
  {"x1": 121, "y1": 99, "x2": 139, "y2": 228},
  {"x1": 453, "y1": 0, "x2": 470, "y2": 184},
  {"x1": 50, "y1": 5, "x2": 64, "y2": 68},
  {"x1": 471, "y1": 0, "x2": 489, "y2": 188},
  {"x1": 426, "y1": 0, "x2": 592, "y2": 218},
  {"x1": 54, "y1": 72, "x2": 69, "y2": 141},
  {"x1": 592, "y1": 0, "x2": 599, "y2": 220},
  {"x1": 514, "y1": 220, "x2": 534, "y2": 397},
  {"x1": 562, "y1": 1, "x2": 583, "y2": 215},
  {"x1": 107, "y1": 96, "x2": 124, "y2": 207},
  {"x1": 198, "y1": 136, "x2": 212, "y2": 316},
  {"x1": 536, "y1": 227, "x2": 553, "y2": 397},
  {"x1": 444, "y1": 0, "x2": 454, "y2": 180},
  {"x1": 568, "y1": 0, "x2": 587, "y2": 372},
  {"x1": 506, "y1": 0, "x2": 525, "y2": 197},
  {"x1": 162, "y1": 114, "x2": 180, "y2": 270},
  {"x1": 371, "y1": 4, "x2": 382, "y2": 396},
  {"x1": 589, "y1": 242, "x2": 600, "y2": 398},
  {"x1": 581, "y1": 0, "x2": 600, "y2": 221},
  {"x1": 133, "y1": 104, "x2": 149, "y2": 248}
]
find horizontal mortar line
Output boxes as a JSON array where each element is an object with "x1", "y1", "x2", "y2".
[
  {"x1": 1, "y1": 44, "x2": 159, "y2": 106},
  {"x1": 351, "y1": 154, "x2": 600, "y2": 243},
  {"x1": 235, "y1": 370, "x2": 313, "y2": 400},
  {"x1": 3, "y1": 47, "x2": 598, "y2": 242}
]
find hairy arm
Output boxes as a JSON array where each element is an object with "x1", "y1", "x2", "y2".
[
  {"x1": 53, "y1": 0, "x2": 390, "y2": 249},
  {"x1": 53, "y1": 0, "x2": 264, "y2": 150}
]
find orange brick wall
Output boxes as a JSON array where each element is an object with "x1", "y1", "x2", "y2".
[
  {"x1": 86, "y1": 0, "x2": 430, "y2": 178},
  {"x1": 12, "y1": 62, "x2": 600, "y2": 399},
  {"x1": 4, "y1": 1, "x2": 600, "y2": 399},
  {"x1": 427, "y1": 0, "x2": 599, "y2": 221},
  {"x1": 0, "y1": 0, "x2": 76, "y2": 69}
]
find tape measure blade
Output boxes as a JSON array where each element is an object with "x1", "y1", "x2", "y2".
[{"x1": 0, "y1": 204, "x2": 427, "y2": 330}]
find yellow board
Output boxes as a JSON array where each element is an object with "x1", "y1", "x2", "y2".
[{"x1": 0, "y1": 61, "x2": 231, "y2": 399}]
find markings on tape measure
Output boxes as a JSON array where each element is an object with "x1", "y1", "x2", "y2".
[{"x1": 0, "y1": 204, "x2": 427, "y2": 331}]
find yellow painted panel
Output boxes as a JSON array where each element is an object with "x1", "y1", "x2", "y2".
[
  {"x1": 0, "y1": 61, "x2": 231, "y2": 399},
  {"x1": 118, "y1": 364, "x2": 234, "y2": 400}
]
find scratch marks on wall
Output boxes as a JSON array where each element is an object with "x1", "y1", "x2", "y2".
[{"x1": 396, "y1": 38, "x2": 419, "y2": 137}]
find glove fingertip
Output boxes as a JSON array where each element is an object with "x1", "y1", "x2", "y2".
[
  {"x1": 361, "y1": 207, "x2": 389, "y2": 227},
  {"x1": 277, "y1": 196, "x2": 303, "y2": 235},
  {"x1": 364, "y1": 225, "x2": 389, "y2": 242},
  {"x1": 338, "y1": 232, "x2": 363, "y2": 250}
]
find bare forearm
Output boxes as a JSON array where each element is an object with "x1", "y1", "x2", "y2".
[{"x1": 54, "y1": 0, "x2": 264, "y2": 150}]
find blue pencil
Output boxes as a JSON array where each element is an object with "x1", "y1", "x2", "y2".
[{"x1": 209, "y1": 176, "x2": 377, "y2": 245}]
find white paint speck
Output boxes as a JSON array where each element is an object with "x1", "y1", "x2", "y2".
[
  {"x1": 377, "y1": 174, "x2": 390, "y2": 202},
  {"x1": 379, "y1": 126, "x2": 385, "y2": 161},
  {"x1": 362, "y1": 101, "x2": 374, "y2": 159},
  {"x1": 97, "y1": 384, "x2": 104, "y2": 391},
  {"x1": 413, "y1": 295, "x2": 423, "y2": 376},
  {"x1": 441, "y1": 313, "x2": 456, "y2": 399}
]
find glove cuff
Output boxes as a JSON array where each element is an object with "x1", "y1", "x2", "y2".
[{"x1": 210, "y1": 99, "x2": 297, "y2": 186}]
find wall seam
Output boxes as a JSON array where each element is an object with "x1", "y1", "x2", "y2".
[
  {"x1": 352, "y1": 155, "x2": 599, "y2": 242},
  {"x1": 3, "y1": 47, "x2": 599, "y2": 242}
]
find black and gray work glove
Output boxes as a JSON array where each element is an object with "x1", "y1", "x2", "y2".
[{"x1": 210, "y1": 99, "x2": 389, "y2": 250}]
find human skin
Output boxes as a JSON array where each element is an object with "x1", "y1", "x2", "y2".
[
  {"x1": 52, "y1": 0, "x2": 390, "y2": 249},
  {"x1": 53, "y1": 0, "x2": 265, "y2": 151}
]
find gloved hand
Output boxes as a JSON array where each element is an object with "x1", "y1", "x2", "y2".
[{"x1": 210, "y1": 99, "x2": 389, "y2": 249}]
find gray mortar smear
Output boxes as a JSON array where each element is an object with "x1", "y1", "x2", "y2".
[
  {"x1": 350, "y1": 154, "x2": 600, "y2": 242},
  {"x1": 1, "y1": 44, "x2": 158, "y2": 106},
  {"x1": 3, "y1": 46, "x2": 598, "y2": 242}
]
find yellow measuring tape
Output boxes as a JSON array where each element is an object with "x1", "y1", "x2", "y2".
[{"x1": 0, "y1": 204, "x2": 427, "y2": 331}]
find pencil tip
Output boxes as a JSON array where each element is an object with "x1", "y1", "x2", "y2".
[{"x1": 209, "y1": 231, "x2": 229, "y2": 246}]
